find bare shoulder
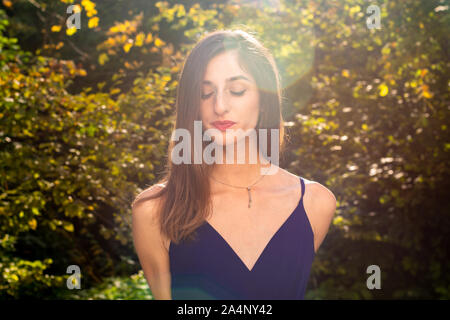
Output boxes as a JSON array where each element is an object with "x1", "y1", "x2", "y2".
[
  {"x1": 303, "y1": 179, "x2": 336, "y2": 205},
  {"x1": 132, "y1": 183, "x2": 165, "y2": 218},
  {"x1": 279, "y1": 169, "x2": 335, "y2": 204},
  {"x1": 131, "y1": 183, "x2": 168, "y2": 249},
  {"x1": 301, "y1": 178, "x2": 337, "y2": 253}
]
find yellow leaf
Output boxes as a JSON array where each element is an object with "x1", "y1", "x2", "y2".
[
  {"x1": 29, "y1": 218, "x2": 37, "y2": 230},
  {"x1": 51, "y1": 25, "x2": 62, "y2": 32},
  {"x1": 81, "y1": 0, "x2": 95, "y2": 12},
  {"x1": 176, "y1": 4, "x2": 186, "y2": 17},
  {"x1": 341, "y1": 69, "x2": 350, "y2": 78},
  {"x1": 88, "y1": 17, "x2": 99, "y2": 28},
  {"x1": 123, "y1": 42, "x2": 133, "y2": 52},
  {"x1": 72, "y1": 4, "x2": 82, "y2": 13},
  {"x1": 66, "y1": 27, "x2": 77, "y2": 36},
  {"x1": 145, "y1": 33, "x2": 153, "y2": 44},
  {"x1": 106, "y1": 37, "x2": 116, "y2": 46},
  {"x1": 333, "y1": 216, "x2": 344, "y2": 226},
  {"x1": 349, "y1": 5, "x2": 361, "y2": 17},
  {"x1": 12, "y1": 80, "x2": 20, "y2": 90},
  {"x1": 86, "y1": 9, "x2": 97, "y2": 17},
  {"x1": 420, "y1": 69, "x2": 428, "y2": 78},
  {"x1": 422, "y1": 85, "x2": 432, "y2": 99},
  {"x1": 3, "y1": 0, "x2": 13, "y2": 8},
  {"x1": 135, "y1": 32, "x2": 145, "y2": 47},
  {"x1": 109, "y1": 26, "x2": 120, "y2": 33},
  {"x1": 154, "y1": 37, "x2": 165, "y2": 47},
  {"x1": 98, "y1": 53, "x2": 109, "y2": 65},
  {"x1": 63, "y1": 223, "x2": 74, "y2": 232},
  {"x1": 379, "y1": 84, "x2": 389, "y2": 97}
]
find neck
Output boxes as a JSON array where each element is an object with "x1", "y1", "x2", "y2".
[{"x1": 210, "y1": 142, "x2": 272, "y2": 187}]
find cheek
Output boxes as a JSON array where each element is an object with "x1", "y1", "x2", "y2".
[
  {"x1": 244, "y1": 94, "x2": 260, "y2": 124},
  {"x1": 249, "y1": 90, "x2": 259, "y2": 110},
  {"x1": 199, "y1": 104, "x2": 210, "y2": 121}
]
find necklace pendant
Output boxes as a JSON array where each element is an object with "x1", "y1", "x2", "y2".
[{"x1": 247, "y1": 187, "x2": 252, "y2": 208}]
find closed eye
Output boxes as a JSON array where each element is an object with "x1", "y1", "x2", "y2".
[
  {"x1": 231, "y1": 89, "x2": 246, "y2": 96},
  {"x1": 201, "y1": 90, "x2": 246, "y2": 100},
  {"x1": 201, "y1": 92, "x2": 214, "y2": 99}
]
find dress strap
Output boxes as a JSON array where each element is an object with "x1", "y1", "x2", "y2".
[{"x1": 300, "y1": 176, "x2": 306, "y2": 198}]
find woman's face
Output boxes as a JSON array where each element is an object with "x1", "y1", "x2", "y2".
[{"x1": 200, "y1": 50, "x2": 260, "y2": 146}]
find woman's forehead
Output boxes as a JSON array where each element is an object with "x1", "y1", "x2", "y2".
[
  {"x1": 202, "y1": 52, "x2": 254, "y2": 85},
  {"x1": 202, "y1": 75, "x2": 251, "y2": 86}
]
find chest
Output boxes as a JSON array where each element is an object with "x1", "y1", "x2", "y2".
[{"x1": 204, "y1": 185, "x2": 303, "y2": 271}]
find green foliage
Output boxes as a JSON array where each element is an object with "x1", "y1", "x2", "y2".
[
  {"x1": 0, "y1": 4, "x2": 177, "y2": 298},
  {"x1": 62, "y1": 270, "x2": 153, "y2": 300},
  {"x1": 0, "y1": 234, "x2": 65, "y2": 299}
]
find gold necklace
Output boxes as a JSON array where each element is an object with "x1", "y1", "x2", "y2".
[{"x1": 210, "y1": 163, "x2": 272, "y2": 209}]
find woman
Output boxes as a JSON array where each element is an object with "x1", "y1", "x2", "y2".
[{"x1": 131, "y1": 29, "x2": 336, "y2": 300}]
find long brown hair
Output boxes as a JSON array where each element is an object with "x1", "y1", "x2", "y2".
[{"x1": 131, "y1": 29, "x2": 285, "y2": 244}]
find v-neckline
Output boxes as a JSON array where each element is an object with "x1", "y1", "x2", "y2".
[{"x1": 203, "y1": 177, "x2": 304, "y2": 273}]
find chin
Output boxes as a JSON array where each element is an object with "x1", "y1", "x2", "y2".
[{"x1": 205, "y1": 129, "x2": 249, "y2": 147}]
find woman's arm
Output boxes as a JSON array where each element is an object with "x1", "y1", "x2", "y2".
[
  {"x1": 303, "y1": 182, "x2": 337, "y2": 253},
  {"x1": 132, "y1": 186, "x2": 172, "y2": 300}
]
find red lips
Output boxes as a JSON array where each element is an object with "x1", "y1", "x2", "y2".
[{"x1": 211, "y1": 120, "x2": 236, "y2": 131}]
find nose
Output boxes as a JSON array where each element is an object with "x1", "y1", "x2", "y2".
[{"x1": 213, "y1": 89, "x2": 229, "y2": 115}]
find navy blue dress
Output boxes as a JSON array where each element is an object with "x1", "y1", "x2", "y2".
[{"x1": 169, "y1": 176, "x2": 315, "y2": 299}]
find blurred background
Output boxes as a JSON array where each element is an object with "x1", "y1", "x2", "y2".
[{"x1": 0, "y1": 0, "x2": 448, "y2": 299}]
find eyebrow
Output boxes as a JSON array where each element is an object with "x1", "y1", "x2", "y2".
[{"x1": 202, "y1": 75, "x2": 251, "y2": 85}]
